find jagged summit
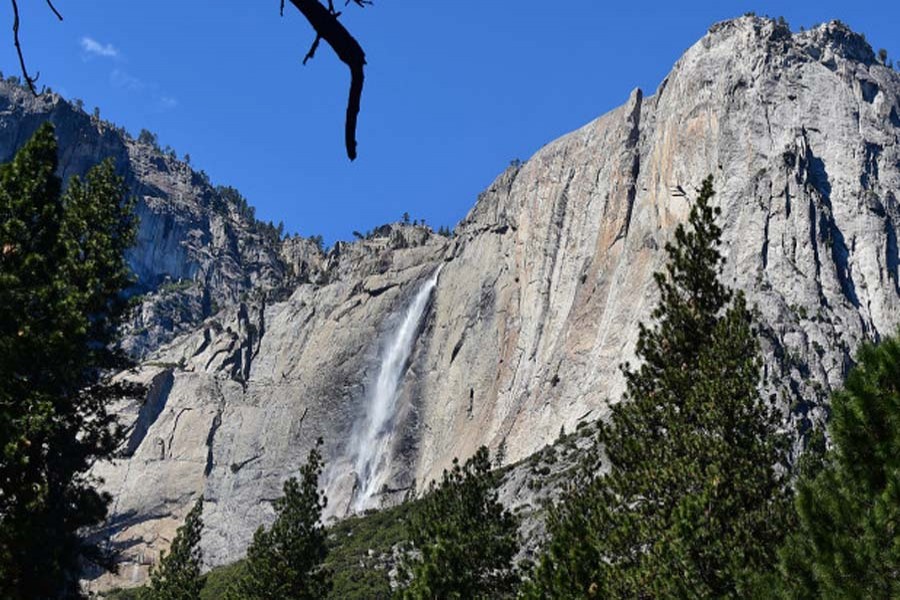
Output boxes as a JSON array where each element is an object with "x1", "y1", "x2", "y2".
[{"x1": 705, "y1": 16, "x2": 876, "y2": 63}]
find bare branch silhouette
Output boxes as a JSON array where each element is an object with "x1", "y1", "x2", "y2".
[
  {"x1": 9, "y1": 0, "x2": 63, "y2": 95},
  {"x1": 45, "y1": 0, "x2": 63, "y2": 21},
  {"x1": 7, "y1": 1, "x2": 369, "y2": 158},
  {"x1": 303, "y1": 34, "x2": 322, "y2": 65},
  {"x1": 286, "y1": 0, "x2": 368, "y2": 161}
]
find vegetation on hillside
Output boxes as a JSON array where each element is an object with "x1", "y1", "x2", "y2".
[
  {"x1": 396, "y1": 446, "x2": 521, "y2": 599},
  {"x1": 199, "y1": 501, "x2": 421, "y2": 600},
  {"x1": 112, "y1": 449, "x2": 520, "y2": 600}
]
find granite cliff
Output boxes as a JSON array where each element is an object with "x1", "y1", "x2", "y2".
[
  {"x1": 3, "y1": 16, "x2": 898, "y2": 591},
  {"x1": 0, "y1": 79, "x2": 327, "y2": 357}
]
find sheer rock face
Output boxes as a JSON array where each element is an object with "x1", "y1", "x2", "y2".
[
  {"x1": 89, "y1": 234, "x2": 449, "y2": 589},
  {"x1": 14, "y1": 17, "x2": 898, "y2": 589},
  {"x1": 419, "y1": 17, "x2": 900, "y2": 480}
]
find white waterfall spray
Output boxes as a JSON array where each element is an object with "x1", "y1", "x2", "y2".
[{"x1": 351, "y1": 265, "x2": 443, "y2": 510}]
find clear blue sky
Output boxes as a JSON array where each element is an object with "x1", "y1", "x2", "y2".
[{"x1": 2, "y1": 1, "x2": 898, "y2": 243}]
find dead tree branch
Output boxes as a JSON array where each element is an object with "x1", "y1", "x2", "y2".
[
  {"x1": 302, "y1": 34, "x2": 322, "y2": 65},
  {"x1": 45, "y1": 0, "x2": 63, "y2": 21},
  {"x1": 10, "y1": 0, "x2": 37, "y2": 93},
  {"x1": 287, "y1": 0, "x2": 367, "y2": 161},
  {"x1": 10, "y1": 0, "x2": 63, "y2": 95}
]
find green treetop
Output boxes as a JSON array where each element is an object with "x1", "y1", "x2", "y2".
[
  {"x1": 227, "y1": 439, "x2": 331, "y2": 600},
  {"x1": 0, "y1": 123, "x2": 139, "y2": 599},
  {"x1": 778, "y1": 333, "x2": 900, "y2": 598},
  {"x1": 525, "y1": 176, "x2": 793, "y2": 599},
  {"x1": 144, "y1": 497, "x2": 205, "y2": 600},
  {"x1": 397, "y1": 446, "x2": 520, "y2": 599}
]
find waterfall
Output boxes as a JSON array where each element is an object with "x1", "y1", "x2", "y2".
[{"x1": 351, "y1": 265, "x2": 443, "y2": 510}]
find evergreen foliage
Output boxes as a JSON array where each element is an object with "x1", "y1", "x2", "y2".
[
  {"x1": 115, "y1": 491, "x2": 447, "y2": 599},
  {"x1": 215, "y1": 185, "x2": 254, "y2": 220},
  {"x1": 397, "y1": 446, "x2": 520, "y2": 599},
  {"x1": 226, "y1": 439, "x2": 330, "y2": 600},
  {"x1": 144, "y1": 498, "x2": 205, "y2": 600},
  {"x1": 524, "y1": 177, "x2": 792, "y2": 598},
  {"x1": 0, "y1": 123, "x2": 139, "y2": 598},
  {"x1": 137, "y1": 129, "x2": 159, "y2": 148},
  {"x1": 777, "y1": 333, "x2": 900, "y2": 598}
]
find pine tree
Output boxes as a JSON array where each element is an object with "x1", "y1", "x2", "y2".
[
  {"x1": 397, "y1": 446, "x2": 520, "y2": 599},
  {"x1": 0, "y1": 123, "x2": 139, "y2": 598},
  {"x1": 777, "y1": 334, "x2": 900, "y2": 598},
  {"x1": 138, "y1": 129, "x2": 159, "y2": 148},
  {"x1": 227, "y1": 439, "x2": 330, "y2": 600},
  {"x1": 524, "y1": 177, "x2": 792, "y2": 598},
  {"x1": 144, "y1": 497, "x2": 205, "y2": 600}
]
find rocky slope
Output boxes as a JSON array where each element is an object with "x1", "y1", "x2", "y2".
[
  {"x1": 31, "y1": 16, "x2": 900, "y2": 591},
  {"x1": 0, "y1": 79, "x2": 326, "y2": 356}
]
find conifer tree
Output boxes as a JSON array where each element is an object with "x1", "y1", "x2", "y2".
[
  {"x1": 144, "y1": 498, "x2": 205, "y2": 600},
  {"x1": 777, "y1": 333, "x2": 900, "y2": 598},
  {"x1": 0, "y1": 123, "x2": 139, "y2": 598},
  {"x1": 397, "y1": 446, "x2": 520, "y2": 599},
  {"x1": 524, "y1": 177, "x2": 792, "y2": 598},
  {"x1": 227, "y1": 439, "x2": 330, "y2": 600}
]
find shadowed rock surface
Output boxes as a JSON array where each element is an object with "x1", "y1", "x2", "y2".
[
  {"x1": 3, "y1": 16, "x2": 897, "y2": 592},
  {"x1": 0, "y1": 79, "x2": 323, "y2": 358}
]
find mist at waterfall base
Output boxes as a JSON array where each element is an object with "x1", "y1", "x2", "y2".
[{"x1": 349, "y1": 266, "x2": 443, "y2": 511}]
